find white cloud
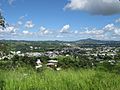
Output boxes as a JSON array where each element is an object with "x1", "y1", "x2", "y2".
[
  {"x1": 40, "y1": 26, "x2": 46, "y2": 31},
  {"x1": 0, "y1": 25, "x2": 18, "y2": 34},
  {"x1": 115, "y1": 18, "x2": 120, "y2": 23},
  {"x1": 103, "y1": 24, "x2": 120, "y2": 36},
  {"x1": 56, "y1": 35, "x2": 64, "y2": 38},
  {"x1": 80, "y1": 23, "x2": 120, "y2": 40},
  {"x1": 60, "y1": 24, "x2": 70, "y2": 33},
  {"x1": 39, "y1": 26, "x2": 52, "y2": 35},
  {"x1": 65, "y1": 0, "x2": 120, "y2": 15},
  {"x1": 19, "y1": 14, "x2": 27, "y2": 20},
  {"x1": 17, "y1": 21, "x2": 23, "y2": 25},
  {"x1": 25, "y1": 20, "x2": 35, "y2": 29},
  {"x1": 6, "y1": 26, "x2": 17, "y2": 33},
  {"x1": 1, "y1": 16, "x2": 120, "y2": 40},
  {"x1": 74, "y1": 30, "x2": 78, "y2": 34},
  {"x1": 114, "y1": 28, "x2": 120, "y2": 35},
  {"x1": 23, "y1": 30, "x2": 32, "y2": 35},
  {"x1": 95, "y1": 34, "x2": 105, "y2": 39},
  {"x1": 103, "y1": 24, "x2": 116, "y2": 31},
  {"x1": 17, "y1": 15, "x2": 28, "y2": 26},
  {"x1": 8, "y1": 0, "x2": 16, "y2": 5},
  {"x1": 81, "y1": 29, "x2": 104, "y2": 35}
]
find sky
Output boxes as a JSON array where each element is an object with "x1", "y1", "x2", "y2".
[{"x1": 0, "y1": 0, "x2": 120, "y2": 41}]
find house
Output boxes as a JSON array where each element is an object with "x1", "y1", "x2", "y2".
[
  {"x1": 35, "y1": 59, "x2": 42, "y2": 69},
  {"x1": 46, "y1": 60, "x2": 58, "y2": 69}
]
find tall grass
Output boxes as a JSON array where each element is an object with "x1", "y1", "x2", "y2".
[{"x1": 0, "y1": 68, "x2": 120, "y2": 90}]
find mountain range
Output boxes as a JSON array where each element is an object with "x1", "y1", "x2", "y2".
[{"x1": 74, "y1": 38, "x2": 120, "y2": 44}]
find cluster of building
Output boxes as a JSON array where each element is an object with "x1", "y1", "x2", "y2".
[{"x1": 0, "y1": 46, "x2": 120, "y2": 67}]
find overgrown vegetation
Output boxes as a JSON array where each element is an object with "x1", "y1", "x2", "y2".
[{"x1": 0, "y1": 68, "x2": 120, "y2": 90}]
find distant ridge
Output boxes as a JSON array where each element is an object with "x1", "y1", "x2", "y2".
[
  {"x1": 75, "y1": 38, "x2": 120, "y2": 44},
  {"x1": 0, "y1": 38, "x2": 120, "y2": 45}
]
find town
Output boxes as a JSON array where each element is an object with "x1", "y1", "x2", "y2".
[{"x1": 0, "y1": 39, "x2": 120, "y2": 72}]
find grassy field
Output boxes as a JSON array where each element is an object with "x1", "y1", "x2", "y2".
[{"x1": 0, "y1": 68, "x2": 120, "y2": 90}]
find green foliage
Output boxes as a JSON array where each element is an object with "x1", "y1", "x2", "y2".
[
  {"x1": 97, "y1": 62, "x2": 114, "y2": 71},
  {"x1": 0, "y1": 61, "x2": 12, "y2": 70},
  {"x1": 96, "y1": 61, "x2": 120, "y2": 74},
  {"x1": 39, "y1": 56, "x2": 50, "y2": 63},
  {"x1": 57, "y1": 55, "x2": 94, "y2": 69}
]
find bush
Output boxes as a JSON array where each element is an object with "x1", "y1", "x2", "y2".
[{"x1": 57, "y1": 55, "x2": 94, "y2": 69}]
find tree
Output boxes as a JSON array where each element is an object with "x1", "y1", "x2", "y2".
[{"x1": 0, "y1": 12, "x2": 5, "y2": 28}]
